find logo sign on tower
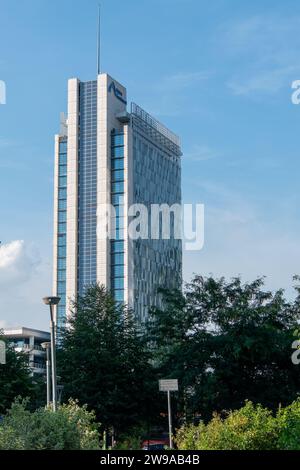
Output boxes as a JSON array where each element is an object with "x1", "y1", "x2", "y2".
[{"x1": 108, "y1": 81, "x2": 127, "y2": 105}]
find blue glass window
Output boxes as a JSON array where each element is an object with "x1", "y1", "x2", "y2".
[
  {"x1": 59, "y1": 141, "x2": 67, "y2": 153},
  {"x1": 57, "y1": 137, "x2": 68, "y2": 332},
  {"x1": 111, "y1": 170, "x2": 124, "y2": 182},
  {"x1": 58, "y1": 222, "x2": 66, "y2": 233},
  {"x1": 111, "y1": 131, "x2": 125, "y2": 303},
  {"x1": 59, "y1": 176, "x2": 67, "y2": 187},
  {"x1": 111, "y1": 252, "x2": 124, "y2": 265},
  {"x1": 57, "y1": 270, "x2": 66, "y2": 281},
  {"x1": 59, "y1": 165, "x2": 67, "y2": 176},
  {"x1": 57, "y1": 258, "x2": 66, "y2": 269},
  {"x1": 111, "y1": 241, "x2": 124, "y2": 253},
  {"x1": 58, "y1": 199, "x2": 67, "y2": 210},
  {"x1": 114, "y1": 206, "x2": 125, "y2": 218},
  {"x1": 57, "y1": 305, "x2": 66, "y2": 314},
  {"x1": 57, "y1": 281, "x2": 66, "y2": 294},
  {"x1": 113, "y1": 289, "x2": 124, "y2": 302},
  {"x1": 58, "y1": 293, "x2": 66, "y2": 304},
  {"x1": 111, "y1": 194, "x2": 124, "y2": 206},
  {"x1": 58, "y1": 211, "x2": 66, "y2": 223},
  {"x1": 112, "y1": 134, "x2": 124, "y2": 146},
  {"x1": 58, "y1": 245, "x2": 66, "y2": 257},
  {"x1": 115, "y1": 228, "x2": 124, "y2": 240},
  {"x1": 112, "y1": 159, "x2": 124, "y2": 170},
  {"x1": 59, "y1": 188, "x2": 67, "y2": 199},
  {"x1": 112, "y1": 146, "x2": 124, "y2": 158},
  {"x1": 77, "y1": 80, "x2": 98, "y2": 295},
  {"x1": 112, "y1": 181, "x2": 124, "y2": 194},
  {"x1": 112, "y1": 278, "x2": 124, "y2": 289},
  {"x1": 59, "y1": 153, "x2": 67, "y2": 165},
  {"x1": 111, "y1": 265, "x2": 124, "y2": 277},
  {"x1": 58, "y1": 234, "x2": 66, "y2": 246}
]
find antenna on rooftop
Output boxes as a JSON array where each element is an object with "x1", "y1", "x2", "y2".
[{"x1": 97, "y1": 4, "x2": 101, "y2": 75}]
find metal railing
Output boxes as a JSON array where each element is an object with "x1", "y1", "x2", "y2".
[
  {"x1": 29, "y1": 362, "x2": 46, "y2": 370},
  {"x1": 19, "y1": 343, "x2": 45, "y2": 352},
  {"x1": 131, "y1": 103, "x2": 182, "y2": 157}
]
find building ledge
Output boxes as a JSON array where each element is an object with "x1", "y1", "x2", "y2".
[{"x1": 116, "y1": 111, "x2": 131, "y2": 124}]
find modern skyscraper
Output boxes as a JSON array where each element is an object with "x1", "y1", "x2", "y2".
[{"x1": 53, "y1": 73, "x2": 182, "y2": 327}]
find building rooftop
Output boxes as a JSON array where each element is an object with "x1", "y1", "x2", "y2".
[
  {"x1": 3, "y1": 327, "x2": 50, "y2": 339},
  {"x1": 131, "y1": 103, "x2": 182, "y2": 157}
]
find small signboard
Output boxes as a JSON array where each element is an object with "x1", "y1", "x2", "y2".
[
  {"x1": 159, "y1": 379, "x2": 178, "y2": 392},
  {"x1": 0, "y1": 341, "x2": 6, "y2": 365}
]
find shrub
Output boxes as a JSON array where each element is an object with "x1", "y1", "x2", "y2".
[
  {"x1": 276, "y1": 399, "x2": 300, "y2": 450},
  {"x1": 175, "y1": 424, "x2": 203, "y2": 450},
  {"x1": 114, "y1": 427, "x2": 145, "y2": 450},
  {"x1": 176, "y1": 401, "x2": 279, "y2": 450},
  {"x1": 0, "y1": 398, "x2": 100, "y2": 450}
]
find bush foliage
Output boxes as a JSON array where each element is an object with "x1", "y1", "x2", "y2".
[
  {"x1": 0, "y1": 399, "x2": 100, "y2": 450},
  {"x1": 176, "y1": 400, "x2": 300, "y2": 450}
]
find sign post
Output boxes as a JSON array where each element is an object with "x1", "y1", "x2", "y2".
[{"x1": 159, "y1": 379, "x2": 178, "y2": 449}]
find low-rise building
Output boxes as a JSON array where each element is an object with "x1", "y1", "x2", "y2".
[{"x1": 3, "y1": 327, "x2": 50, "y2": 376}]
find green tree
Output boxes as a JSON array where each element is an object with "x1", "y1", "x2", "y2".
[
  {"x1": 147, "y1": 276, "x2": 300, "y2": 422},
  {"x1": 0, "y1": 335, "x2": 40, "y2": 414},
  {"x1": 57, "y1": 284, "x2": 158, "y2": 437}
]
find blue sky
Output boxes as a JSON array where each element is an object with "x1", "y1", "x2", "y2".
[{"x1": 1, "y1": 0, "x2": 300, "y2": 330}]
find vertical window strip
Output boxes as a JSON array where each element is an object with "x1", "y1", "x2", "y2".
[
  {"x1": 57, "y1": 138, "x2": 67, "y2": 327},
  {"x1": 111, "y1": 131, "x2": 125, "y2": 302}
]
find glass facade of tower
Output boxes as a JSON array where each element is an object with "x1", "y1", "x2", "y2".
[
  {"x1": 56, "y1": 138, "x2": 67, "y2": 329},
  {"x1": 110, "y1": 130, "x2": 125, "y2": 302},
  {"x1": 78, "y1": 81, "x2": 98, "y2": 295},
  {"x1": 131, "y1": 105, "x2": 182, "y2": 322}
]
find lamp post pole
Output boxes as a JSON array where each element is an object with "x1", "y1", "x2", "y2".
[
  {"x1": 43, "y1": 297, "x2": 60, "y2": 412},
  {"x1": 167, "y1": 390, "x2": 173, "y2": 449},
  {"x1": 49, "y1": 304, "x2": 57, "y2": 412},
  {"x1": 41, "y1": 342, "x2": 51, "y2": 407}
]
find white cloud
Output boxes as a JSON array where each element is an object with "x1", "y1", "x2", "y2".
[
  {"x1": 0, "y1": 240, "x2": 25, "y2": 268},
  {"x1": 0, "y1": 241, "x2": 51, "y2": 331},
  {"x1": 0, "y1": 240, "x2": 39, "y2": 286}
]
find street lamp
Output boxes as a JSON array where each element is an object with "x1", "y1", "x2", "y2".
[
  {"x1": 41, "y1": 342, "x2": 51, "y2": 407},
  {"x1": 43, "y1": 296, "x2": 60, "y2": 412}
]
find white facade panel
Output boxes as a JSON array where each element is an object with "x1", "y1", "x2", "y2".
[{"x1": 66, "y1": 78, "x2": 79, "y2": 318}]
